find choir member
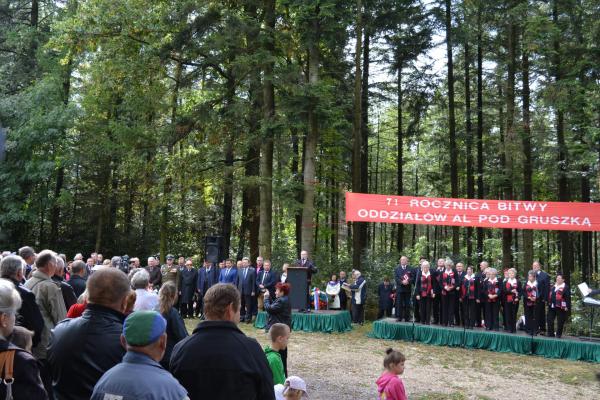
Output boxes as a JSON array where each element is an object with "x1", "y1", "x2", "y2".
[
  {"x1": 474, "y1": 261, "x2": 489, "y2": 327},
  {"x1": 533, "y1": 261, "x2": 550, "y2": 335},
  {"x1": 377, "y1": 277, "x2": 394, "y2": 318},
  {"x1": 501, "y1": 268, "x2": 521, "y2": 333},
  {"x1": 415, "y1": 261, "x2": 434, "y2": 325},
  {"x1": 547, "y1": 273, "x2": 571, "y2": 338},
  {"x1": 440, "y1": 259, "x2": 457, "y2": 327},
  {"x1": 432, "y1": 258, "x2": 445, "y2": 325},
  {"x1": 454, "y1": 262, "x2": 466, "y2": 326},
  {"x1": 523, "y1": 270, "x2": 538, "y2": 336},
  {"x1": 394, "y1": 256, "x2": 414, "y2": 322},
  {"x1": 460, "y1": 266, "x2": 478, "y2": 329},
  {"x1": 484, "y1": 268, "x2": 500, "y2": 331}
]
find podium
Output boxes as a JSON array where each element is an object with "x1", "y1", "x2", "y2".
[{"x1": 287, "y1": 266, "x2": 308, "y2": 310}]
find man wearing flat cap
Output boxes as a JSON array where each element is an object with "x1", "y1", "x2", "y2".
[{"x1": 92, "y1": 311, "x2": 189, "y2": 400}]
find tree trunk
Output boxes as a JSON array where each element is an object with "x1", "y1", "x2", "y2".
[
  {"x1": 502, "y1": 4, "x2": 517, "y2": 268},
  {"x1": 465, "y1": 35, "x2": 474, "y2": 264},
  {"x1": 160, "y1": 61, "x2": 182, "y2": 263},
  {"x1": 360, "y1": 23, "x2": 370, "y2": 252},
  {"x1": 300, "y1": 7, "x2": 321, "y2": 257},
  {"x1": 553, "y1": 0, "x2": 572, "y2": 284},
  {"x1": 291, "y1": 127, "x2": 303, "y2": 256},
  {"x1": 476, "y1": 4, "x2": 484, "y2": 261},
  {"x1": 222, "y1": 76, "x2": 236, "y2": 259},
  {"x1": 522, "y1": 30, "x2": 534, "y2": 269},
  {"x1": 396, "y1": 65, "x2": 404, "y2": 253},
  {"x1": 352, "y1": 0, "x2": 363, "y2": 269},
  {"x1": 259, "y1": 0, "x2": 276, "y2": 259},
  {"x1": 445, "y1": 0, "x2": 459, "y2": 256}
]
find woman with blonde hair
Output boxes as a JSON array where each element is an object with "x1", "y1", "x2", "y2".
[{"x1": 158, "y1": 281, "x2": 188, "y2": 368}]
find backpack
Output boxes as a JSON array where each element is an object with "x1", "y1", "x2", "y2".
[{"x1": 0, "y1": 350, "x2": 15, "y2": 400}]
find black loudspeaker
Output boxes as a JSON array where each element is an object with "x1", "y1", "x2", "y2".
[{"x1": 204, "y1": 236, "x2": 223, "y2": 263}]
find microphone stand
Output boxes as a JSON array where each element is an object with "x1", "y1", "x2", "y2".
[{"x1": 411, "y1": 274, "x2": 419, "y2": 342}]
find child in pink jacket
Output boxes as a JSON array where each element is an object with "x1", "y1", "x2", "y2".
[{"x1": 376, "y1": 348, "x2": 407, "y2": 400}]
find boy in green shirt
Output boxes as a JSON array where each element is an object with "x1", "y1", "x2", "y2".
[{"x1": 264, "y1": 323, "x2": 290, "y2": 385}]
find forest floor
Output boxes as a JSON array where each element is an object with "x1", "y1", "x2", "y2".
[{"x1": 184, "y1": 319, "x2": 600, "y2": 400}]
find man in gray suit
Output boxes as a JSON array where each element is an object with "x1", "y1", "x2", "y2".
[{"x1": 237, "y1": 257, "x2": 257, "y2": 323}]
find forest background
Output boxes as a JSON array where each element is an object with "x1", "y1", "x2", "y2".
[{"x1": 1, "y1": 0, "x2": 599, "y2": 327}]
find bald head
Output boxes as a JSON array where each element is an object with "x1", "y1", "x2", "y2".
[{"x1": 87, "y1": 268, "x2": 131, "y2": 311}]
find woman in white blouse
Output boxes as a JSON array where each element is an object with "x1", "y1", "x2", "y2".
[{"x1": 326, "y1": 274, "x2": 341, "y2": 310}]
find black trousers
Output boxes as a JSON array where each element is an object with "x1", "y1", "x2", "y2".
[
  {"x1": 396, "y1": 292, "x2": 411, "y2": 321},
  {"x1": 377, "y1": 304, "x2": 393, "y2": 319},
  {"x1": 524, "y1": 304, "x2": 536, "y2": 335},
  {"x1": 413, "y1": 295, "x2": 421, "y2": 322},
  {"x1": 278, "y1": 347, "x2": 288, "y2": 377},
  {"x1": 432, "y1": 295, "x2": 442, "y2": 324},
  {"x1": 535, "y1": 300, "x2": 547, "y2": 332},
  {"x1": 547, "y1": 307, "x2": 567, "y2": 338},
  {"x1": 419, "y1": 297, "x2": 432, "y2": 325},
  {"x1": 240, "y1": 294, "x2": 254, "y2": 321},
  {"x1": 194, "y1": 293, "x2": 203, "y2": 317},
  {"x1": 462, "y1": 299, "x2": 477, "y2": 328},
  {"x1": 454, "y1": 292, "x2": 462, "y2": 326},
  {"x1": 180, "y1": 302, "x2": 194, "y2": 318},
  {"x1": 352, "y1": 303, "x2": 364, "y2": 324},
  {"x1": 475, "y1": 301, "x2": 484, "y2": 327},
  {"x1": 485, "y1": 301, "x2": 500, "y2": 330},
  {"x1": 441, "y1": 292, "x2": 456, "y2": 326},
  {"x1": 504, "y1": 301, "x2": 518, "y2": 333}
]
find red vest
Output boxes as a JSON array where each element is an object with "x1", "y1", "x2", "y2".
[
  {"x1": 550, "y1": 286, "x2": 567, "y2": 310},
  {"x1": 504, "y1": 281, "x2": 518, "y2": 303},
  {"x1": 462, "y1": 276, "x2": 476, "y2": 299},
  {"x1": 420, "y1": 274, "x2": 433, "y2": 298},
  {"x1": 441, "y1": 271, "x2": 455, "y2": 295},
  {"x1": 486, "y1": 280, "x2": 499, "y2": 302},
  {"x1": 525, "y1": 283, "x2": 537, "y2": 306}
]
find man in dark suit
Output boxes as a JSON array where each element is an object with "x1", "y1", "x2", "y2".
[
  {"x1": 533, "y1": 261, "x2": 550, "y2": 334},
  {"x1": 68, "y1": 260, "x2": 88, "y2": 298},
  {"x1": 296, "y1": 250, "x2": 317, "y2": 311},
  {"x1": 196, "y1": 259, "x2": 220, "y2": 318},
  {"x1": 394, "y1": 255, "x2": 414, "y2": 322},
  {"x1": 219, "y1": 259, "x2": 237, "y2": 285},
  {"x1": 257, "y1": 260, "x2": 277, "y2": 307},
  {"x1": 454, "y1": 262, "x2": 466, "y2": 326},
  {"x1": 237, "y1": 258, "x2": 257, "y2": 323}
]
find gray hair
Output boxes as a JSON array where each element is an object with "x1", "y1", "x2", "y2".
[
  {"x1": 421, "y1": 261, "x2": 430, "y2": 269},
  {"x1": 18, "y1": 246, "x2": 35, "y2": 260},
  {"x1": 131, "y1": 269, "x2": 150, "y2": 289},
  {"x1": 0, "y1": 255, "x2": 25, "y2": 279},
  {"x1": 0, "y1": 278, "x2": 22, "y2": 315},
  {"x1": 444, "y1": 259, "x2": 454, "y2": 268},
  {"x1": 111, "y1": 256, "x2": 122, "y2": 268}
]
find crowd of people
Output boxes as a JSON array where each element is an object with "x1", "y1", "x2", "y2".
[
  {"x1": 379, "y1": 256, "x2": 573, "y2": 338},
  {"x1": 0, "y1": 247, "x2": 314, "y2": 400}
]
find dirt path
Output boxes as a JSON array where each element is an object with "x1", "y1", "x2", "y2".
[{"x1": 183, "y1": 319, "x2": 599, "y2": 399}]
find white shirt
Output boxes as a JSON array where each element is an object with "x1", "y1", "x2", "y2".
[{"x1": 134, "y1": 289, "x2": 159, "y2": 311}]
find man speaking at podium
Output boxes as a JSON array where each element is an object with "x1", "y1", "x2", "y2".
[{"x1": 296, "y1": 250, "x2": 317, "y2": 312}]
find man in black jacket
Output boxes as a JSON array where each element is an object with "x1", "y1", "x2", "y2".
[
  {"x1": 48, "y1": 268, "x2": 132, "y2": 400},
  {"x1": 533, "y1": 261, "x2": 550, "y2": 334},
  {"x1": 170, "y1": 283, "x2": 275, "y2": 400},
  {"x1": 67, "y1": 260, "x2": 87, "y2": 298},
  {"x1": 0, "y1": 255, "x2": 44, "y2": 347},
  {"x1": 296, "y1": 250, "x2": 317, "y2": 311}
]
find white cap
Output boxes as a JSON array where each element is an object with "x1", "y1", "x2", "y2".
[{"x1": 283, "y1": 376, "x2": 308, "y2": 399}]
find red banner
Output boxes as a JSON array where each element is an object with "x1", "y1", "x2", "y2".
[{"x1": 345, "y1": 193, "x2": 600, "y2": 231}]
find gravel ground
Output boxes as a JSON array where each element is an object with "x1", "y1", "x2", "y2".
[{"x1": 185, "y1": 319, "x2": 600, "y2": 399}]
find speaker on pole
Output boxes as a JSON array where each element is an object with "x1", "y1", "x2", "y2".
[{"x1": 204, "y1": 236, "x2": 223, "y2": 264}]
